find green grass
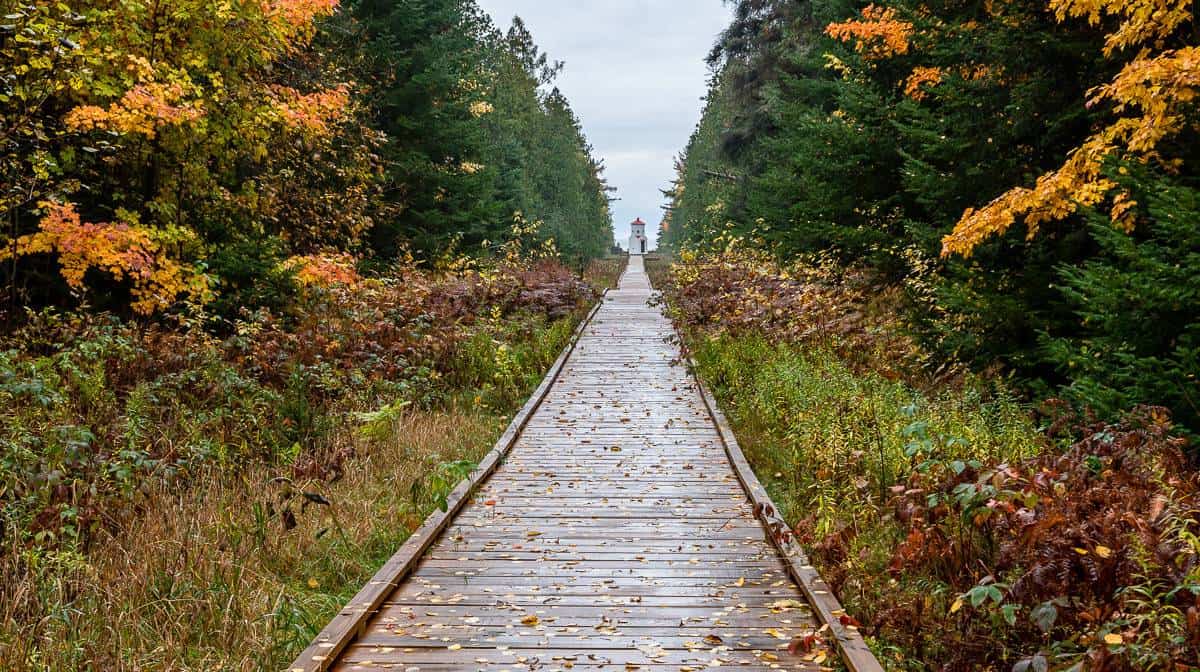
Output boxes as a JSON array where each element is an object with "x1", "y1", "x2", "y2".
[{"x1": 689, "y1": 333, "x2": 1044, "y2": 657}]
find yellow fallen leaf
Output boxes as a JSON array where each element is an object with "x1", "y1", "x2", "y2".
[
  {"x1": 769, "y1": 599, "x2": 806, "y2": 609},
  {"x1": 448, "y1": 644, "x2": 462, "y2": 651},
  {"x1": 521, "y1": 615, "x2": 540, "y2": 626},
  {"x1": 761, "y1": 653, "x2": 778, "y2": 662},
  {"x1": 764, "y1": 628, "x2": 788, "y2": 640},
  {"x1": 307, "y1": 578, "x2": 320, "y2": 589},
  {"x1": 734, "y1": 577, "x2": 745, "y2": 587},
  {"x1": 950, "y1": 598, "x2": 963, "y2": 614},
  {"x1": 1104, "y1": 633, "x2": 1123, "y2": 645},
  {"x1": 1095, "y1": 545, "x2": 1112, "y2": 559},
  {"x1": 1073, "y1": 547, "x2": 1089, "y2": 555}
]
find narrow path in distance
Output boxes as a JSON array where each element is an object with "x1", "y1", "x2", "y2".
[{"x1": 304, "y1": 256, "x2": 864, "y2": 672}]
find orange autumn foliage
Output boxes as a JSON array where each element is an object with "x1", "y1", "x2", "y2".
[
  {"x1": 272, "y1": 84, "x2": 351, "y2": 135},
  {"x1": 942, "y1": 0, "x2": 1199, "y2": 256},
  {"x1": 64, "y1": 81, "x2": 204, "y2": 138},
  {"x1": 903, "y1": 66, "x2": 944, "y2": 100},
  {"x1": 826, "y1": 5, "x2": 914, "y2": 60},
  {"x1": 285, "y1": 253, "x2": 361, "y2": 287},
  {"x1": 1, "y1": 203, "x2": 208, "y2": 314},
  {"x1": 264, "y1": 0, "x2": 340, "y2": 31},
  {"x1": 902, "y1": 65, "x2": 999, "y2": 100}
]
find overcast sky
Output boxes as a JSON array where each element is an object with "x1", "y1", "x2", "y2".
[{"x1": 475, "y1": 1, "x2": 732, "y2": 250}]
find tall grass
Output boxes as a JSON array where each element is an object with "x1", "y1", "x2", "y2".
[
  {"x1": 694, "y1": 334, "x2": 1041, "y2": 522},
  {"x1": 1, "y1": 409, "x2": 502, "y2": 671},
  {"x1": 689, "y1": 333, "x2": 1045, "y2": 646}
]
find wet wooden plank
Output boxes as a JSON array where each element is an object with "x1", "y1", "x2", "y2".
[{"x1": 293, "y1": 257, "x2": 879, "y2": 672}]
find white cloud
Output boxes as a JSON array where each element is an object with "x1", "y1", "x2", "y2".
[{"x1": 474, "y1": 0, "x2": 731, "y2": 249}]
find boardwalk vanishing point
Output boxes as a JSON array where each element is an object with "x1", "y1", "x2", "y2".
[{"x1": 291, "y1": 256, "x2": 883, "y2": 672}]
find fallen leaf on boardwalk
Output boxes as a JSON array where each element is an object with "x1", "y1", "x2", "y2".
[
  {"x1": 526, "y1": 530, "x2": 543, "y2": 538},
  {"x1": 703, "y1": 634, "x2": 723, "y2": 645},
  {"x1": 447, "y1": 644, "x2": 462, "y2": 651},
  {"x1": 769, "y1": 599, "x2": 805, "y2": 610},
  {"x1": 520, "y1": 615, "x2": 540, "y2": 626},
  {"x1": 734, "y1": 577, "x2": 745, "y2": 587},
  {"x1": 765, "y1": 628, "x2": 788, "y2": 640},
  {"x1": 788, "y1": 634, "x2": 820, "y2": 655},
  {"x1": 637, "y1": 642, "x2": 667, "y2": 658}
]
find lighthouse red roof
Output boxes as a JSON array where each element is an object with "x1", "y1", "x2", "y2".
[{"x1": 632, "y1": 217, "x2": 645, "y2": 225}]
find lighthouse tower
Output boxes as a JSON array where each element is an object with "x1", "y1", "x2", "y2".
[{"x1": 628, "y1": 218, "x2": 648, "y2": 255}]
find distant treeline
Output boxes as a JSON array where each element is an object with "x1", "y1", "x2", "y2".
[
  {"x1": 662, "y1": 0, "x2": 1200, "y2": 434},
  {"x1": 1, "y1": 0, "x2": 613, "y2": 320}
]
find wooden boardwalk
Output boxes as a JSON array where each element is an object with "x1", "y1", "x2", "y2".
[{"x1": 292, "y1": 256, "x2": 881, "y2": 672}]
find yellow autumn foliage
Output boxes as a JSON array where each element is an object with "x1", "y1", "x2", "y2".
[
  {"x1": 942, "y1": 0, "x2": 1198, "y2": 257},
  {"x1": 0, "y1": 202, "x2": 210, "y2": 314}
]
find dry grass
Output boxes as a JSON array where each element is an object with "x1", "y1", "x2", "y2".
[{"x1": 0, "y1": 407, "x2": 504, "y2": 671}]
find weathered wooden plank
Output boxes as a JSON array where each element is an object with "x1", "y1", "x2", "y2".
[
  {"x1": 285, "y1": 294, "x2": 608, "y2": 672},
  {"x1": 295, "y1": 256, "x2": 879, "y2": 672}
]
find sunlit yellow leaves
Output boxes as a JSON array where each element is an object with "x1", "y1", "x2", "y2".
[
  {"x1": 1050, "y1": 0, "x2": 1192, "y2": 56},
  {"x1": 65, "y1": 81, "x2": 204, "y2": 139},
  {"x1": 469, "y1": 100, "x2": 495, "y2": 117},
  {"x1": 0, "y1": 202, "x2": 210, "y2": 314},
  {"x1": 942, "y1": 7, "x2": 1200, "y2": 257},
  {"x1": 826, "y1": 5, "x2": 914, "y2": 60}
]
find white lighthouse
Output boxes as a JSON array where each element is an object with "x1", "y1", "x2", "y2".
[{"x1": 628, "y1": 217, "x2": 648, "y2": 255}]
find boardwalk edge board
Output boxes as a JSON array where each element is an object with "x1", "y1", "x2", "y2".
[
  {"x1": 287, "y1": 292, "x2": 608, "y2": 672},
  {"x1": 684, "y1": 352, "x2": 886, "y2": 672}
]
